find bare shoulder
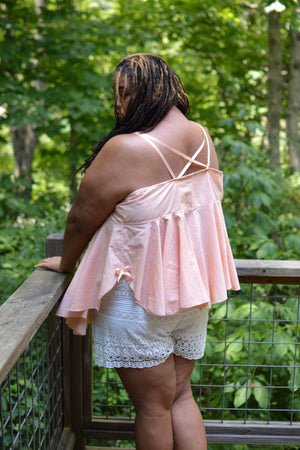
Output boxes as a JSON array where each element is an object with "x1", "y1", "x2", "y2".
[
  {"x1": 189, "y1": 120, "x2": 213, "y2": 139},
  {"x1": 95, "y1": 132, "x2": 152, "y2": 178},
  {"x1": 99, "y1": 133, "x2": 144, "y2": 161},
  {"x1": 83, "y1": 132, "x2": 146, "y2": 200}
]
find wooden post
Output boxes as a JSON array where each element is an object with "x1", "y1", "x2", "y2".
[
  {"x1": 83, "y1": 326, "x2": 93, "y2": 427},
  {"x1": 46, "y1": 233, "x2": 64, "y2": 257},
  {"x1": 69, "y1": 333, "x2": 85, "y2": 450},
  {"x1": 46, "y1": 234, "x2": 85, "y2": 449}
]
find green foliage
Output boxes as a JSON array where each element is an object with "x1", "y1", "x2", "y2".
[
  {"x1": 0, "y1": 0, "x2": 116, "y2": 176},
  {"x1": 0, "y1": 174, "x2": 68, "y2": 305},
  {"x1": 0, "y1": 174, "x2": 30, "y2": 219},
  {"x1": 220, "y1": 135, "x2": 300, "y2": 261}
]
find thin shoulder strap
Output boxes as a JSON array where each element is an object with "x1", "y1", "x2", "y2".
[
  {"x1": 136, "y1": 133, "x2": 176, "y2": 178},
  {"x1": 201, "y1": 124, "x2": 211, "y2": 167},
  {"x1": 178, "y1": 124, "x2": 210, "y2": 177},
  {"x1": 177, "y1": 138, "x2": 205, "y2": 178}
]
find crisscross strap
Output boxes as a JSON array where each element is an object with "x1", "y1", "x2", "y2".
[
  {"x1": 135, "y1": 133, "x2": 177, "y2": 178},
  {"x1": 136, "y1": 124, "x2": 210, "y2": 179}
]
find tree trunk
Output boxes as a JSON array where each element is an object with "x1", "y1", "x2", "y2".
[
  {"x1": 11, "y1": 125, "x2": 39, "y2": 198},
  {"x1": 267, "y1": 11, "x2": 283, "y2": 167},
  {"x1": 287, "y1": 3, "x2": 300, "y2": 172},
  {"x1": 34, "y1": 0, "x2": 45, "y2": 14},
  {"x1": 9, "y1": 0, "x2": 46, "y2": 199}
]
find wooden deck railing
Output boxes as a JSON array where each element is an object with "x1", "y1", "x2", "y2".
[{"x1": 0, "y1": 233, "x2": 300, "y2": 449}]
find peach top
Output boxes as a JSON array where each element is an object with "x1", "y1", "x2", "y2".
[{"x1": 56, "y1": 125, "x2": 240, "y2": 335}]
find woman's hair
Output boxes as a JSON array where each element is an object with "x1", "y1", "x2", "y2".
[{"x1": 78, "y1": 53, "x2": 190, "y2": 173}]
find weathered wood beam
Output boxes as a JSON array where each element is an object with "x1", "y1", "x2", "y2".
[
  {"x1": 0, "y1": 269, "x2": 71, "y2": 384},
  {"x1": 83, "y1": 419, "x2": 300, "y2": 445},
  {"x1": 235, "y1": 259, "x2": 300, "y2": 284}
]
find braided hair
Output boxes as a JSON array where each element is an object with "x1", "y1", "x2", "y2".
[{"x1": 78, "y1": 53, "x2": 190, "y2": 173}]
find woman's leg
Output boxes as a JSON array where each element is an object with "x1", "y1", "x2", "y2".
[
  {"x1": 116, "y1": 355, "x2": 176, "y2": 450},
  {"x1": 171, "y1": 355, "x2": 207, "y2": 450},
  {"x1": 116, "y1": 354, "x2": 207, "y2": 450}
]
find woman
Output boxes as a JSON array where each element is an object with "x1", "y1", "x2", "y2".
[{"x1": 36, "y1": 53, "x2": 240, "y2": 450}]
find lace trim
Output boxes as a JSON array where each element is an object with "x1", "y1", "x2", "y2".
[
  {"x1": 94, "y1": 341, "x2": 171, "y2": 369},
  {"x1": 93, "y1": 330, "x2": 207, "y2": 369}
]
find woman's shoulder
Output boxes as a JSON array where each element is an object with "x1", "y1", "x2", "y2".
[
  {"x1": 103, "y1": 133, "x2": 142, "y2": 151},
  {"x1": 98, "y1": 133, "x2": 145, "y2": 165},
  {"x1": 187, "y1": 119, "x2": 210, "y2": 136}
]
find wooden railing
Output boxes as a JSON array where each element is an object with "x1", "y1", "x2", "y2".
[{"x1": 0, "y1": 233, "x2": 300, "y2": 449}]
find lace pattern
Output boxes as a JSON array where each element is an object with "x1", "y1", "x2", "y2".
[{"x1": 93, "y1": 279, "x2": 209, "y2": 368}]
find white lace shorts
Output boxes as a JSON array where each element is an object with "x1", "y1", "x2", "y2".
[{"x1": 93, "y1": 279, "x2": 209, "y2": 369}]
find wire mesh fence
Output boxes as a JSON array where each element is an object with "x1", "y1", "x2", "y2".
[
  {"x1": 92, "y1": 282, "x2": 300, "y2": 426},
  {"x1": 0, "y1": 310, "x2": 64, "y2": 450},
  {"x1": 195, "y1": 283, "x2": 300, "y2": 424}
]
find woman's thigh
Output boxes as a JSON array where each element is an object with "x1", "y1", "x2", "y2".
[
  {"x1": 116, "y1": 354, "x2": 177, "y2": 411},
  {"x1": 116, "y1": 354, "x2": 198, "y2": 411}
]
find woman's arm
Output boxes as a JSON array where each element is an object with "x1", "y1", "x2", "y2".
[{"x1": 36, "y1": 135, "x2": 136, "y2": 272}]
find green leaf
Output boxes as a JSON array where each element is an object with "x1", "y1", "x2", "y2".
[
  {"x1": 227, "y1": 341, "x2": 243, "y2": 355},
  {"x1": 295, "y1": 369, "x2": 300, "y2": 389},
  {"x1": 249, "y1": 192, "x2": 271, "y2": 209},
  {"x1": 234, "y1": 386, "x2": 252, "y2": 408},
  {"x1": 256, "y1": 241, "x2": 277, "y2": 259},
  {"x1": 253, "y1": 381, "x2": 269, "y2": 409},
  {"x1": 224, "y1": 384, "x2": 235, "y2": 394},
  {"x1": 191, "y1": 365, "x2": 201, "y2": 384},
  {"x1": 284, "y1": 234, "x2": 300, "y2": 255}
]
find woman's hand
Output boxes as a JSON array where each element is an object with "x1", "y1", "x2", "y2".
[{"x1": 35, "y1": 256, "x2": 67, "y2": 273}]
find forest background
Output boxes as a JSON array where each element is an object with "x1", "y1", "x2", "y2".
[{"x1": 0, "y1": 0, "x2": 300, "y2": 305}]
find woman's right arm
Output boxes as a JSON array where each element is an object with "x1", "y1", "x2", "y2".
[{"x1": 36, "y1": 135, "x2": 138, "y2": 273}]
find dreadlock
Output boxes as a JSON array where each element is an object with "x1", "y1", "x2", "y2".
[{"x1": 77, "y1": 53, "x2": 190, "y2": 173}]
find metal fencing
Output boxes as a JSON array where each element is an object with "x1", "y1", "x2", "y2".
[
  {"x1": 0, "y1": 311, "x2": 64, "y2": 450},
  {"x1": 196, "y1": 283, "x2": 300, "y2": 424}
]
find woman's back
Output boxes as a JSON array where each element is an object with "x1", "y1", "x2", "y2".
[{"x1": 110, "y1": 107, "x2": 219, "y2": 198}]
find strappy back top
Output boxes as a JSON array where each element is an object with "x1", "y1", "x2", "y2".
[
  {"x1": 56, "y1": 124, "x2": 240, "y2": 335},
  {"x1": 136, "y1": 123, "x2": 210, "y2": 179}
]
